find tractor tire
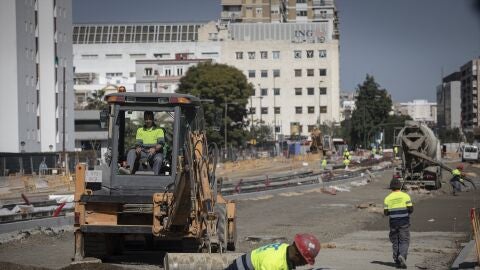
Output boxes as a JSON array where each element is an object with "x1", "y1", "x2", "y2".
[{"x1": 214, "y1": 204, "x2": 228, "y2": 252}]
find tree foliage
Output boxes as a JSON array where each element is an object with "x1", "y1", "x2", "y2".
[
  {"x1": 177, "y1": 62, "x2": 254, "y2": 147},
  {"x1": 350, "y1": 74, "x2": 393, "y2": 148},
  {"x1": 85, "y1": 90, "x2": 108, "y2": 110},
  {"x1": 438, "y1": 128, "x2": 463, "y2": 143}
]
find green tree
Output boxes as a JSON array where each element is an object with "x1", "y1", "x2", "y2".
[
  {"x1": 350, "y1": 74, "x2": 393, "y2": 148},
  {"x1": 177, "y1": 62, "x2": 254, "y2": 147},
  {"x1": 438, "y1": 127, "x2": 463, "y2": 143},
  {"x1": 85, "y1": 90, "x2": 108, "y2": 110},
  {"x1": 382, "y1": 114, "x2": 412, "y2": 146}
]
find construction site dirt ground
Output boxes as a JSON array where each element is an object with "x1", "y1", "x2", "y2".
[{"x1": 0, "y1": 161, "x2": 479, "y2": 270}]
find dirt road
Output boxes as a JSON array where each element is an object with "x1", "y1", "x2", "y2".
[{"x1": 0, "y1": 163, "x2": 478, "y2": 269}]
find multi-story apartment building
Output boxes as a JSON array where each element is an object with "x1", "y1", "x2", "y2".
[
  {"x1": 460, "y1": 58, "x2": 480, "y2": 131},
  {"x1": 436, "y1": 72, "x2": 461, "y2": 129},
  {"x1": 0, "y1": 0, "x2": 74, "y2": 152}
]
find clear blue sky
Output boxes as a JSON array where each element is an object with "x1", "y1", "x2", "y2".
[{"x1": 73, "y1": 0, "x2": 480, "y2": 102}]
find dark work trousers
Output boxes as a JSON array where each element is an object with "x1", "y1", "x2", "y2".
[
  {"x1": 450, "y1": 176, "x2": 463, "y2": 193},
  {"x1": 389, "y1": 224, "x2": 410, "y2": 262},
  {"x1": 126, "y1": 148, "x2": 163, "y2": 175}
]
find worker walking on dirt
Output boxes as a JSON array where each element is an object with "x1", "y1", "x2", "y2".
[
  {"x1": 450, "y1": 165, "x2": 467, "y2": 196},
  {"x1": 384, "y1": 178, "x2": 413, "y2": 269},
  {"x1": 225, "y1": 233, "x2": 321, "y2": 270},
  {"x1": 122, "y1": 111, "x2": 165, "y2": 175},
  {"x1": 321, "y1": 157, "x2": 327, "y2": 170},
  {"x1": 394, "y1": 146, "x2": 399, "y2": 159}
]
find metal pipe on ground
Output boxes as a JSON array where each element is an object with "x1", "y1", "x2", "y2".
[{"x1": 164, "y1": 253, "x2": 242, "y2": 270}]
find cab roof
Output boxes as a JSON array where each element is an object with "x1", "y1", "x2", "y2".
[{"x1": 105, "y1": 92, "x2": 201, "y2": 106}]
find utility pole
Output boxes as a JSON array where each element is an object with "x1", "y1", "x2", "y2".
[
  {"x1": 224, "y1": 102, "x2": 228, "y2": 159},
  {"x1": 273, "y1": 75, "x2": 277, "y2": 142},
  {"x1": 318, "y1": 80, "x2": 323, "y2": 128},
  {"x1": 363, "y1": 103, "x2": 366, "y2": 149},
  {"x1": 62, "y1": 66, "x2": 68, "y2": 174}
]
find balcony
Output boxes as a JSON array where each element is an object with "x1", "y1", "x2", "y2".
[
  {"x1": 312, "y1": 0, "x2": 334, "y2": 6},
  {"x1": 221, "y1": 11, "x2": 241, "y2": 20},
  {"x1": 313, "y1": 13, "x2": 333, "y2": 19}
]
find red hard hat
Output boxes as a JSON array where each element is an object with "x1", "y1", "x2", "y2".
[
  {"x1": 294, "y1": 233, "x2": 321, "y2": 265},
  {"x1": 457, "y1": 164, "x2": 464, "y2": 170}
]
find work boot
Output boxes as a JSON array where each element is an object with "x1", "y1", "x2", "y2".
[{"x1": 398, "y1": 255, "x2": 407, "y2": 269}]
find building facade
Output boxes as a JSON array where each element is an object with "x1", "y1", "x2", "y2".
[
  {"x1": 436, "y1": 72, "x2": 461, "y2": 129},
  {"x1": 395, "y1": 100, "x2": 437, "y2": 126},
  {"x1": 0, "y1": 0, "x2": 74, "y2": 153},
  {"x1": 460, "y1": 58, "x2": 480, "y2": 131}
]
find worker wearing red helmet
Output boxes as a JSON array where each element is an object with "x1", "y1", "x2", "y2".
[
  {"x1": 225, "y1": 233, "x2": 321, "y2": 270},
  {"x1": 450, "y1": 164, "x2": 467, "y2": 196}
]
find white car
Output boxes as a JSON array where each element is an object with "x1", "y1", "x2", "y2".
[{"x1": 462, "y1": 145, "x2": 479, "y2": 162}]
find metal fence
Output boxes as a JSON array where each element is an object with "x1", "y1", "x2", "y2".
[{"x1": 0, "y1": 151, "x2": 100, "y2": 176}]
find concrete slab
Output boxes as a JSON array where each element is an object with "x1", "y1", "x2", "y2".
[{"x1": 310, "y1": 231, "x2": 466, "y2": 270}]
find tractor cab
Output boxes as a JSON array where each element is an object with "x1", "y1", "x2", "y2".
[{"x1": 98, "y1": 92, "x2": 203, "y2": 196}]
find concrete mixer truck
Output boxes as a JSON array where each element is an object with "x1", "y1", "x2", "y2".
[{"x1": 395, "y1": 121, "x2": 443, "y2": 189}]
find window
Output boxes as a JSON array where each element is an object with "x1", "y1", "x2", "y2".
[
  {"x1": 307, "y1": 69, "x2": 314, "y2": 77},
  {"x1": 274, "y1": 107, "x2": 280, "y2": 114},
  {"x1": 248, "y1": 70, "x2": 256, "y2": 78},
  {"x1": 129, "y1": 53, "x2": 146, "y2": 59},
  {"x1": 248, "y1": 52, "x2": 255, "y2": 59},
  {"x1": 308, "y1": 106, "x2": 315, "y2": 114},
  {"x1": 256, "y1": 7, "x2": 263, "y2": 15},
  {"x1": 320, "y1": 106, "x2": 327, "y2": 113},
  {"x1": 295, "y1": 107, "x2": 303, "y2": 114},
  {"x1": 296, "y1": 0, "x2": 306, "y2": 3},
  {"x1": 236, "y1": 52, "x2": 243, "y2": 59},
  {"x1": 319, "y1": 50, "x2": 327, "y2": 58},
  {"x1": 129, "y1": 72, "x2": 136, "y2": 77},
  {"x1": 260, "y1": 51, "x2": 268, "y2": 59},
  {"x1": 294, "y1": 50, "x2": 302, "y2": 59},
  {"x1": 261, "y1": 70, "x2": 268, "y2": 78},
  {"x1": 81, "y1": 54, "x2": 98, "y2": 59},
  {"x1": 320, "y1": 87, "x2": 327, "y2": 95},
  {"x1": 274, "y1": 88, "x2": 280, "y2": 95},
  {"x1": 105, "y1": 54, "x2": 122, "y2": 59},
  {"x1": 144, "y1": 68, "x2": 152, "y2": 76},
  {"x1": 165, "y1": 69, "x2": 172, "y2": 76},
  {"x1": 261, "y1": 88, "x2": 268, "y2": 96},
  {"x1": 307, "y1": 50, "x2": 314, "y2": 58},
  {"x1": 177, "y1": 68, "x2": 183, "y2": 76},
  {"x1": 319, "y1": 69, "x2": 327, "y2": 76},
  {"x1": 294, "y1": 69, "x2": 302, "y2": 77},
  {"x1": 250, "y1": 107, "x2": 256, "y2": 114},
  {"x1": 295, "y1": 88, "x2": 302, "y2": 95},
  {"x1": 296, "y1": 10, "x2": 307, "y2": 16},
  {"x1": 307, "y1": 88, "x2": 314, "y2": 95},
  {"x1": 273, "y1": 69, "x2": 280, "y2": 77},
  {"x1": 106, "y1": 72, "x2": 122, "y2": 77},
  {"x1": 261, "y1": 107, "x2": 268, "y2": 114},
  {"x1": 308, "y1": 125, "x2": 316, "y2": 132},
  {"x1": 272, "y1": 51, "x2": 280, "y2": 59},
  {"x1": 275, "y1": 126, "x2": 280, "y2": 133}
]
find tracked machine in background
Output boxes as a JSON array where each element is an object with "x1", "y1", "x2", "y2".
[
  {"x1": 309, "y1": 128, "x2": 324, "y2": 157},
  {"x1": 73, "y1": 92, "x2": 236, "y2": 263}
]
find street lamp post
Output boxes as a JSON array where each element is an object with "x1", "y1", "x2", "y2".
[
  {"x1": 273, "y1": 75, "x2": 277, "y2": 142},
  {"x1": 224, "y1": 101, "x2": 238, "y2": 159}
]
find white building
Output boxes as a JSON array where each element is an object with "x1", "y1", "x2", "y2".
[
  {"x1": 397, "y1": 100, "x2": 437, "y2": 124},
  {"x1": 73, "y1": 22, "x2": 340, "y2": 138},
  {"x1": 0, "y1": 0, "x2": 74, "y2": 153}
]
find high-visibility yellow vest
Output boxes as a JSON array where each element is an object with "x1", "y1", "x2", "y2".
[
  {"x1": 136, "y1": 126, "x2": 164, "y2": 145},
  {"x1": 384, "y1": 191, "x2": 412, "y2": 226},
  {"x1": 250, "y1": 243, "x2": 290, "y2": 270}
]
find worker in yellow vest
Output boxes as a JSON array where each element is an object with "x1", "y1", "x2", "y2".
[
  {"x1": 122, "y1": 111, "x2": 165, "y2": 175},
  {"x1": 384, "y1": 178, "x2": 413, "y2": 269},
  {"x1": 394, "y1": 146, "x2": 399, "y2": 158},
  {"x1": 321, "y1": 158, "x2": 327, "y2": 170},
  {"x1": 225, "y1": 233, "x2": 321, "y2": 270},
  {"x1": 450, "y1": 164, "x2": 467, "y2": 196}
]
